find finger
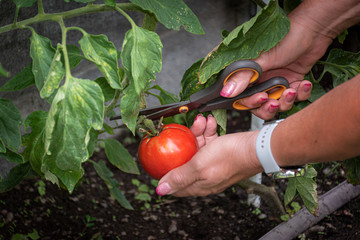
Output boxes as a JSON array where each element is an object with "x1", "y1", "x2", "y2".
[
  {"x1": 278, "y1": 88, "x2": 297, "y2": 112},
  {"x1": 236, "y1": 92, "x2": 269, "y2": 110},
  {"x1": 156, "y1": 156, "x2": 202, "y2": 196},
  {"x1": 190, "y1": 114, "x2": 207, "y2": 148},
  {"x1": 251, "y1": 99, "x2": 280, "y2": 120},
  {"x1": 296, "y1": 80, "x2": 312, "y2": 101},
  {"x1": 203, "y1": 114, "x2": 218, "y2": 144},
  {"x1": 220, "y1": 70, "x2": 254, "y2": 98}
]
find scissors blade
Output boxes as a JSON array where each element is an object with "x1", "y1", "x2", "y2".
[{"x1": 145, "y1": 101, "x2": 202, "y2": 120}]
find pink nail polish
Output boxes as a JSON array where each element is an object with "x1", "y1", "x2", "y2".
[
  {"x1": 194, "y1": 114, "x2": 202, "y2": 122},
  {"x1": 220, "y1": 82, "x2": 236, "y2": 97},
  {"x1": 259, "y1": 97, "x2": 268, "y2": 104},
  {"x1": 303, "y1": 83, "x2": 312, "y2": 92},
  {"x1": 285, "y1": 92, "x2": 296, "y2": 103},
  {"x1": 156, "y1": 182, "x2": 172, "y2": 196},
  {"x1": 206, "y1": 114, "x2": 213, "y2": 121},
  {"x1": 269, "y1": 104, "x2": 279, "y2": 113}
]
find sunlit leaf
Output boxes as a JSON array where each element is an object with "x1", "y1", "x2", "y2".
[
  {"x1": 121, "y1": 25, "x2": 162, "y2": 95},
  {"x1": 129, "y1": 0, "x2": 204, "y2": 34},
  {"x1": 103, "y1": 139, "x2": 140, "y2": 175},
  {"x1": 79, "y1": 33, "x2": 122, "y2": 89},
  {"x1": 198, "y1": 0, "x2": 290, "y2": 83},
  {"x1": 43, "y1": 77, "x2": 104, "y2": 193}
]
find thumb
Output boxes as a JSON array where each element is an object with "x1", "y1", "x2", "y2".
[{"x1": 156, "y1": 160, "x2": 199, "y2": 196}]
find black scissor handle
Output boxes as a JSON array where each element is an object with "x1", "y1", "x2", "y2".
[
  {"x1": 198, "y1": 77, "x2": 289, "y2": 112},
  {"x1": 190, "y1": 60, "x2": 262, "y2": 104}
]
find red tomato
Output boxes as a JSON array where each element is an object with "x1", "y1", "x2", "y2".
[{"x1": 138, "y1": 123, "x2": 199, "y2": 180}]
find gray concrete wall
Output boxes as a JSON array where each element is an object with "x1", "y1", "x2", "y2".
[{"x1": 0, "y1": 0, "x2": 255, "y2": 176}]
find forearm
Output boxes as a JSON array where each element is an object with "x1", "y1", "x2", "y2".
[
  {"x1": 291, "y1": 0, "x2": 360, "y2": 39},
  {"x1": 272, "y1": 75, "x2": 360, "y2": 166}
]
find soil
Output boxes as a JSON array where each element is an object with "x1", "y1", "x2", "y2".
[{"x1": 1, "y1": 112, "x2": 360, "y2": 240}]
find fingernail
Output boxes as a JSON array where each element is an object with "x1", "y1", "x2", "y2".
[
  {"x1": 303, "y1": 83, "x2": 312, "y2": 92},
  {"x1": 285, "y1": 92, "x2": 296, "y2": 103},
  {"x1": 206, "y1": 114, "x2": 213, "y2": 121},
  {"x1": 194, "y1": 114, "x2": 202, "y2": 122},
  {"x1": 259, "y1": 97, "x2": 268, "y2": 104},
  {"x1": 156, "y1": 182, "x2": 172, "y2": 196},
  {"x1": 269, "y1": 104, "x2": 279, "y2": 113},
  {"x1": 220, "y1": 81, "x2": 236, "y2": 97}
]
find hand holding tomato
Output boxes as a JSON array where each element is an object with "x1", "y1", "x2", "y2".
[
  {"x1": 138, "y1": 123, "x2": 199, "y2": 180},
  {"x1": 156, "y1": 114, "x2": 263, "y2": 197}
]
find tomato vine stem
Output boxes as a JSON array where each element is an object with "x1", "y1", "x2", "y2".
[{"x1": 0, "y1": 3, "x2": 143, "y2": 34}]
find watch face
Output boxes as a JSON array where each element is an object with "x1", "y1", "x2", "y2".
[{"x1": 271, "y1": 167, "x2": 306, "y2": 179}]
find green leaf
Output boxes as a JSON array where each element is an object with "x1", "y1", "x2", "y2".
[
  {"x1": 104, "y1": 0, "x2": 116, "y2": 7},
  {"x1": 40, "y1": 46, "x2": 65, "y2": 99},
  {"x1": 149, "y1": 85, "x2": 179, "y2": 105},
  {"x1": 30, "y1": 31, "x2": 65, "y2": 99},
  {"x1": 284, "y1": 179, "x2": 297, "y2": 207},
  {"x1": 0, "y1": 148, "x2": 24, "y2": 164},
  {"x1": 103, "y1": 139, "x2": 140, "y2": 175},
  {"x1": 120, "y1": 85, "x2": 141, "y2": 134},
  {"x1": 43, "y1": 77, "x2": 104, "y2": 193},
  {"x1": 211, "y1": 109, "x2": 226, "y2": 136},
  {"x1": 308, "y1": 82, "x2": 326, "y2": 102},
  {"x1": 0, "y1": 65, "x2": 35, "y2": 92},
  {"x1": 66, "y1": 45, "x2": 83, "y2": 69},
  {"x1": 94, "y1": 77, "x2": 116, "y2": 102},
  {"x1": 92, "y1": 160, "x2": 134, "y2": 210},
  {"x1": 180, "y1": 59, "x2": 218, "y2": 101},
  {"x1": 0, "y1": 162, "x2": 31, "y2": 193},
  {"x1": 129, "y1": 0, "x2": 204, "y2": 35},
  {"x1": 342, "y1": 157, "x2": 360, "y2": 185},
  {"x1": 12, "y1": 0, "x2": 37, "y2": 8},
  {"x1": 22, "y1": 111, "x2": 48, "y2": 176},
  {"x1": 285, "y1": 165, "x2": 318, "y2": 214},
  {"x1": 79, "y1": 33, "x2": 122, "y2": 89},
  {"x1": 0, "y1": 63, "x2": 10, "y2": 77},
  {"x1": 0, "y1": 98, "x2": 23, "y2": 150},
  {"x1": 198, "y1": 0, "x2": 290, "y2": 83},
  {"x1": 121, "y1": 25, "x2": 162, "y2": 95},
  {"x1": 320, "y1": 49, "x2": 360, "y2": 87}
]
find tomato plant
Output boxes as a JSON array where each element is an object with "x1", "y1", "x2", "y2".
[
  {"x1": 138, "y1": 123, "x2": 198, "y2": 180},
  {"x1": 0, "y1": 0, "x2": 358, "y2": 216}
]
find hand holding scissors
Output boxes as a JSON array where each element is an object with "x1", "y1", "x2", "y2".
[{"x1": 111, "y1": 60, "x2": 289, "y2": 121}]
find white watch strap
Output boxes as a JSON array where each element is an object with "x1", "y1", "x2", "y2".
[{"x1": 255, "y1": 119, "x2": 284, "y2": 174}]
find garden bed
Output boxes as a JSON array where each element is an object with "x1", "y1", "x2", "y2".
[{"x1": 0, "y1": 112, "x2": 359, "y2": 240}]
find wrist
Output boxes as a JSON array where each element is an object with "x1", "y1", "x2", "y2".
[{"x1": 290, "y1": 0, "x2": 360, "y2": 39}]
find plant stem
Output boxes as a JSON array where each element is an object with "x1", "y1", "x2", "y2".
[
  {"x1": 0, "y1": 3, "x2": 143, "y2": 34},
  {"x1": 251, "y1": 0, "x2": 267, "y2": 8},
  {"x1": 57, "y1": 18, "x2": 72, "y2": 82},
  {"x1": 105, "y1": 90, "x2": 122, "y2": 117},
  {"x1": 115, "y1": 5, "x2": 137, "y2": 28},
  {"x1": 13, "y1": 6, "x2": 20, "y2": 26},
  {"x1": 37, "y1": 0, "x2": 45, "y2": 16}
]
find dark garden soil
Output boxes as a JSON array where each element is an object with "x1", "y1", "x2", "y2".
[{"x1": 1, "y1": 112, "x2": 360, "y2": 240}]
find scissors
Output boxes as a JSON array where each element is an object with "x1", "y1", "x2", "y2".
[{"x1": 111, "y1": 60, "x2": 289, "y2": 121}]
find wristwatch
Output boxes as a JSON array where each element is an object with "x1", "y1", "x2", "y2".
[{"x1": 255, "y1": 119, "x2": 306, "y2": 179}]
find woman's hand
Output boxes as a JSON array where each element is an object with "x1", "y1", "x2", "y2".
[
  {"x1": 220, "y1": 5, "x2": 334, "y2": 120},
  {"x1": 156, "y1": 114, "x2": 263, "y2": 197}
]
